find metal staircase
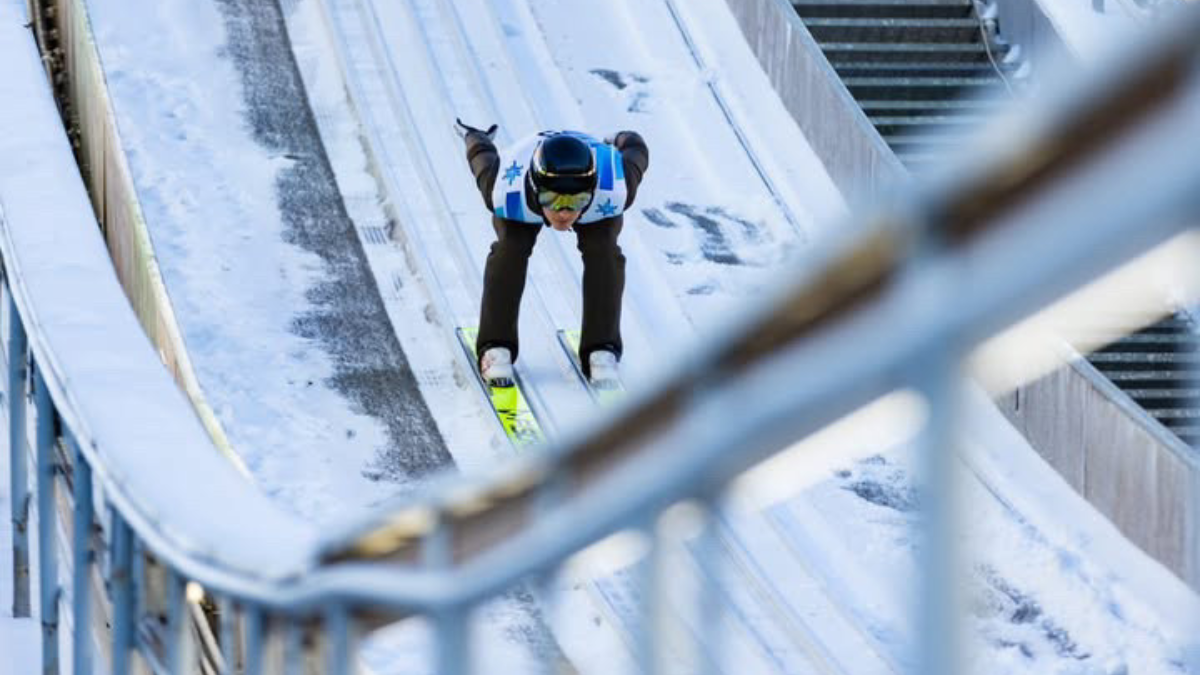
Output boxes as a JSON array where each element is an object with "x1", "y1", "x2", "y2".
[
  {"x1": 792, "y1": 0, "x2": 1200, "y2": 451},
  {"x1": 791, "y1": 0, "x2": 1020, "y2": 171},
  {"x1": 1087, "y1": 313, "x2": 1200, "y2": 447}
]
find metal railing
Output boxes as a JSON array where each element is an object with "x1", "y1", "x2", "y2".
[{"x1": 5, "y1": 1, "x2": 1200, "y2": 674}]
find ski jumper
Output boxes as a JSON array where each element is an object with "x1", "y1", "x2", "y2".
[{"x1": 462, "y1": 129, "x2": 650, "y2": 375}]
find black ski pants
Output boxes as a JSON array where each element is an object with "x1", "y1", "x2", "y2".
[{"x1": 477, "y1": 216, "x2": 625, "y2": 376}]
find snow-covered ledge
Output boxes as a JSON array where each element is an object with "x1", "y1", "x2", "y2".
[
  {"x1": 39, "y1": 0, "x2": 241, "y2": 465},
  {"x1": 0, "y1": 0, "x2": 315, "y2": 586}
]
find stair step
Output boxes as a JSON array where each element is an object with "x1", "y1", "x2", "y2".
[
  {"x1": 847, "y1": 76, "x2": 1007, "y2": 101},
  {"x1": 821, "y1": 41, "x2": 1005, "y2": 63},
  {"x1": 1100, "y1": 330, "x2": 1198, "y2": 343},
  {"x1": 884, "y1": 130, "x2": 975, "y2": 142},
  {"x1": 1080, "y1": 319, "x2": 1194, "y2": 336},
  {"x1": 875, "y1": 120, "x2": 985, "y2": 140},
  {"x1": 833, "y1": 61, "x2": 1012, "y2": 79},
  {"x1": 804, "y1": 17, "x2": 981, "y2": 27},
  {"x1": 794, "y1": 0, "x2": 975, "y2": 19},
  {"x1": 859, "y1": 98, "x2": 1009, "y2": 113},
  {"x1": 1146, "y1": 407, "x2": 1200, "y2": 418},
  {"x1": 870, "y1": 114, "x2": 990, "y2": 125},
  {"x1": 805, "y1": 18, "x2": 984, "y2": 43},
  {"x1": 1095, "y1": 334, "x2": 1199, "y2": 354},
  {"x1": 837, "y1": 67, "x2": 1010, "y2": 79},
  {"x1": 1163, "y1": 425, "x2": 1200, "y2": 439},
  {"x1": 1097, "y1": 370, "x2": 1198, "y2": 382},
  {"x1": 793, "y1": 0, "x2": 975, "y2": 6},
  {"x1": 1089, "y1": 352, "x2": 1200, "y2": 365},
  {"x1": 1113, "y1": 379, "x2": 1200, "y2": 389},
  {"x1": 1147, "y1": 409, "x2": 1200, "y2": 421},
  {"x1": 1123, "y1": 389, "x2": 1200, "y2": 399},
  {"x1": 846, "y1": 76, "x2": 1005, "y2": 86}
]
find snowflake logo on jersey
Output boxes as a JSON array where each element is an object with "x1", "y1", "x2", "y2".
[
  {"x1": 504, "y1": 161, "x2": 523, "y2": 186},
  {"x1": 597, "y1": 198, "x2": 618, "y2": 217}
]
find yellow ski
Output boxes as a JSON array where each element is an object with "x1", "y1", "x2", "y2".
[
  {"x1": 457, "y1": 328, "x2": 543, "y2": 448},
  {"x1": 557, "y1": 329, "x2": 625, "y2": 406}
]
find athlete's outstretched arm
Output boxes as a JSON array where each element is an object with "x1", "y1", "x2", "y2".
[
  {"x1": 460, "y1": 124, "x2": 500, "y2": 210},
  {"x1": 612, "y1": 131, "x2": 649, "y2": 208}
]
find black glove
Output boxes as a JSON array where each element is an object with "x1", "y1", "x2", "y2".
[{"x1": 456, "y1": 118, "x2": 497, "y2": 140}]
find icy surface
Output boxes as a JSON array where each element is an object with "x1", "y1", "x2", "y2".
[{"x1": 0, "y1": 333, "x2": 38, "y2": 675}]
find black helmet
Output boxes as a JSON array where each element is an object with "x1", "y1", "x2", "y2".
[{"x1": 531, "y1": 133, "x2": 597, "y2": 194}]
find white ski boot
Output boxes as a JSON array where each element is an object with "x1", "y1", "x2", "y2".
[
  {"x1": 480, "y1": 347, "x2": 514, "y2": 387},
  {"x1": 588, "y1": 350, "x2": 620, "y2": 390}
]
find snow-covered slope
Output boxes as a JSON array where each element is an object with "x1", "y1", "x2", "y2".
[{"x1": 294, "y1": 0, "x2": 847, "y2": 443}]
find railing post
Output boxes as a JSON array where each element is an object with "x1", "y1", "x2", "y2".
[
  {"x1": 8, "y1": 293, "x2": 30, "y2": 617},
  {"x1": 914, "y1": 356, "x2": 963, "y2": 675},
  {"x1": 286, "y1": 619, "x2": 307, "y2": 675},
  {"x1": 694, "y1": 497, "x2": 725, "y2": 675},
  {"x1": 166, "y1": 572, "x2": 193, "y2": 675},
  {"x1": 635, "y1": 520, "x2": 662, "y2": 675},
  {"x1": 435, "y1": 604, "x2": 468, "y2": 675},
  {"x1": 426, "y1": 516, "x2": 468, "y2": 675},
  {"x1": 71, "y1": 434, "x2": 94, "y2": 675},
  {"x1": 324, "y1": 604, "x2": 351, "y2": 675},
  {"x1": 244, "y1": 605, "x2": 266, "y2": 675},
  {"x1": 218, "y1": 597, "x2": 238, "y2": 675},
  {"x1": 109, "y1": 510, "x2": 134, "y2": 675},
  {"x1": 35, "y1": 363, "x2": 60, "y2": 675},
  {"x1": 533, "y1": 470, "x2": 567, "y2": 675}
]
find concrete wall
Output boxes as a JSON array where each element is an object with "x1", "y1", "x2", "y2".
[
  {"x1": 998, "y1": 357, "x2": 1200, "y2": 590},
  {"x1": 723, "y1": 0, "x2": 908, "y2": 199}
]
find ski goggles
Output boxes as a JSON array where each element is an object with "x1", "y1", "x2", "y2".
[{"x1": 537, "y1": 190, "x2": 593, "y2": 212}]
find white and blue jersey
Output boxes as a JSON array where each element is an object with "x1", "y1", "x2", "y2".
[{"x1": 491, "y1": 131, "x2": 629, "y2": 225}]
